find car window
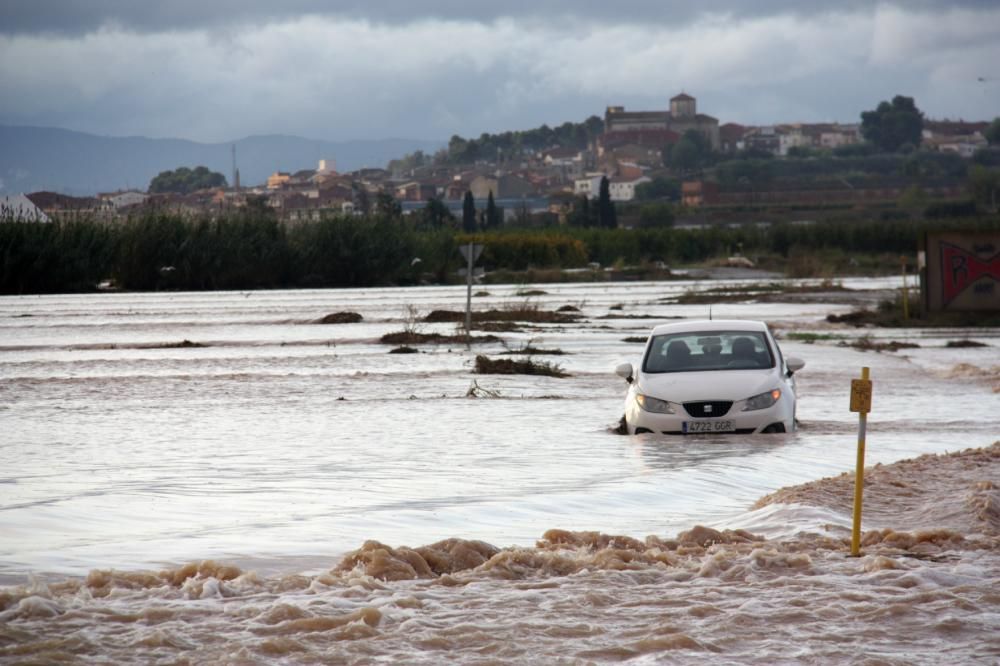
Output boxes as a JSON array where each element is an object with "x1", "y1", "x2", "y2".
[{"x1": 642, "y1": 330, "x2": 775, "y2": 373}]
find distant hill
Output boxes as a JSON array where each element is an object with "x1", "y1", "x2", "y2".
[{"x1": 0, "y1": 125, "x2": 443, "y2": 196}]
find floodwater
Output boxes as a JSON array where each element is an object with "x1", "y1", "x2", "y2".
[{"x1": 1, "y1": 278, "x2": 998, "y2": 664}]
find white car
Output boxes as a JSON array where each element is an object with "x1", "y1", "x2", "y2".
[{"x1": 616, "y1": 320, "x2": 804, "y2": 435}]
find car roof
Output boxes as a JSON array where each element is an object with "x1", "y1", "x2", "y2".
[{"x1": 648, "y1": 319, "x2": 770, "y2": 337}]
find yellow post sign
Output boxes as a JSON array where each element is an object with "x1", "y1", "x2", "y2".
[
  {"x1": 850, "y1": 377, "x2": 872, "y2": 413},
  {"x1": 851, "y1": 367, "x2": 871, "y2": 557}
]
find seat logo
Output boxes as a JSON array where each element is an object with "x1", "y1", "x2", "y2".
[{"x1": 704, "y1": 404, "x2": 713, "y2": 413}]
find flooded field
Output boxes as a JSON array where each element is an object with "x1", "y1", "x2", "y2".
[{"x1": 1, "y1": 278, "x2": 998, "y2": 663}]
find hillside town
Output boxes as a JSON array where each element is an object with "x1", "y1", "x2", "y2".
[{"x1": 6, "y1": 93, "x2": 998, "y2": 226}]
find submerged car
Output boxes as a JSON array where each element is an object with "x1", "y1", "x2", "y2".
[{"x1": 616, "y1": 320, "x2": 804, "y2": 435}]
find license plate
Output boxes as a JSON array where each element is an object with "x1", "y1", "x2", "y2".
[{"x1": 683, "y1": 420, "x2": 735, "y2": 434}]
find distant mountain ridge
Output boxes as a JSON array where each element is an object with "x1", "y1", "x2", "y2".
[{"x1": 0, "y1": 125, "x2": 443, "y2": 196}]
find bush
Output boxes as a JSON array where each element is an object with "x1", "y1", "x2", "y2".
[
  {"x1": 637, "y1": 203, "x2": 675, "y2": 228},
  {"x1": 473, "y1": 355, "x2": 568, "y2": 377},
  {"x1": 289, "y1": 215, "x2": 415, "y2": 287},
  {"x1": 925, "y1": 200, "x2": 977, "y2": 219},
  {"x1": 457, "y1": 232, "x2": 588, "y2": 269}
]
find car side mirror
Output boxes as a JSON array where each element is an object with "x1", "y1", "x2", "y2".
[
  {"x1": 786, "y1": 356, "x2": 805, "y2": 375},
  {"x1": 615, "y1": 362, "x2": 634, "y2": 384}
]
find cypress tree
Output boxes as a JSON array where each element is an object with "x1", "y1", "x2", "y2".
[
  {"x1": 486, "y1": 190, "x2": 500, "y2": 230},
  {"x1": 462, "y1": 190, "x2": 477, "y2": 232},
  {"x1": 598, "y1": 176, "x2": 617, "y2": 228}
]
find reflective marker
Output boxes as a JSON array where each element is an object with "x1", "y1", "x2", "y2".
[{"x1": 850, "y1": 367, "x2": 872, "y2": 557}]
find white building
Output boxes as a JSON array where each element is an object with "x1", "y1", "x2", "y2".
[
  {"x1": 820, "y1": 124, "x2": 860, "y2": 149},
  {"x1": 609, "y1": 176, "x2": 652, "y2": 202},
  {"x1": 938, "y1": 138, "x2": 988, "y2": 158},
  {"x1": 574, "y1": 174, "x2": 650, "y2": 201},
  {"x1": 574, "y1": 174, "x2": 604, "y2": 198},
  {"x1": 0, "y1": 194, "x2": 51, "y2": 222},
  {"x1": 98, "y1": 190, "x2": 148, "y2": 209},
  {"x1": 777, "y1": 127, "x2": 812, "y2": 156}
]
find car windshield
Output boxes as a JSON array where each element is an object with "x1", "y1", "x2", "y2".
[{"x1": 642, "y1": 330, "x2": 775, "y2": 373}]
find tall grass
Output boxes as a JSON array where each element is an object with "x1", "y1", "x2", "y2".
[{"x1": 0, "y1": 216, "x2": 115, "y2": 293}]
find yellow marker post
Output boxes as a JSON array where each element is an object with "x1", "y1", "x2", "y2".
[{"x1": 850, "y1": 367, "x2": 872, "y2": 557}]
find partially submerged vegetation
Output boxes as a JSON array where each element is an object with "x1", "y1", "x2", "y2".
[
  {"x1": 152, "y1": 339, "x2": 206, "y2": 349},
  {"x1": 473, "y1": 355, "x2": 569, "y2": 377},
  {"x1": 500, "y1": 344, "x2": 568, "y2": 356},
  {"x1": 380, "y1": 331, "x2": 500, "y2": 345},
  {"x1": 828, "y1": 298, "x2": 1000, "y2": 328},
  {"x1": 388, "y1": 346, "x2": 418, "y2": 354},
  {"x1": 423, "y1": 307, "x2": 580, "y2": 324},
  {"x1": 477, "y1": 322, "x2": 523, "y2": 333},
  {"x1": 846, "y1": 336, "x2": 920, "y2": 353},
  {"x1": 784, "y1": 332, "x2": 846, "y2": 343},
  {"x1": 315, "y1": 311, "x2": 363, "y2": 324},
  {"x1": 946, "y1": 339, "x2": 989, "y2": 348},
  {"x1": 597, "y1": 313, "x2": 668, "y2": 320},
  {"x1": 674, "y1": 279, "x2": 849, "y2": 305}
]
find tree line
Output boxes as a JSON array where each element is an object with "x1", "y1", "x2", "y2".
[
  {"x1": 2, "y1": 209, "x2": 997, "y2": 294},
  {"x1": 388, "y1": 116, "x2": 605, "y2": 172}
]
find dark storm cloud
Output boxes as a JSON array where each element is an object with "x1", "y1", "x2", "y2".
[
  {"x1": 1, "y1": 1, "x2": 997, "y2": 144},
  {"x1": 1, "y1": 0, "x2": 995, "y2": 35}
]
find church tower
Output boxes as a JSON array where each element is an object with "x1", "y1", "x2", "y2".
[{"x1": 670, "y1": 93, "x2": 696, "y2": 120}]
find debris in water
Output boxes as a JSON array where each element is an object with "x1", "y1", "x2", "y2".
[{"x1": 466, "y1": 380, "x2": 502, "y2": 398}]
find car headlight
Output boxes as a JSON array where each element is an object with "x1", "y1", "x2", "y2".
[
  {"x1": 743, "y1": 389, "x2": 781, "y2": 411},
  {"x1": 636, "y1": 394, "x2": 675, "y2": 414}
]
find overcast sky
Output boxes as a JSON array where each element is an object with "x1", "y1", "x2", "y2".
[{"x1": 1, "y1": 1, "x2": 998, "y2": 143}]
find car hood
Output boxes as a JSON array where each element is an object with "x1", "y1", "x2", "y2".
[{"x1": 637, "y1": 368, "x2": 779, "y2": 402}]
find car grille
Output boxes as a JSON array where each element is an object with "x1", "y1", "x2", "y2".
[{"x1": 682, "y1": 401, "x2": 733, "y2": 418}]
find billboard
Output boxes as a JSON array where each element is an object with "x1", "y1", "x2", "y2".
[{"x1": 923, "y1": 231, "x2": 1000, "y2": 312}]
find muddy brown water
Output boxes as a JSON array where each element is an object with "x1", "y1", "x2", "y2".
[{"x1": 2, "y1": 279, "x2": 998, "y2": 663}]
